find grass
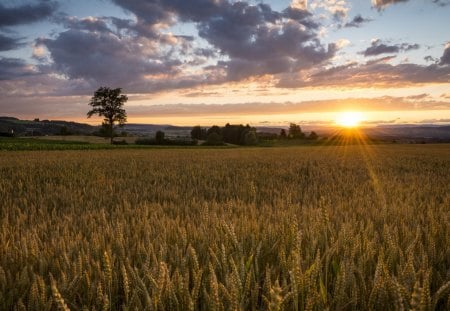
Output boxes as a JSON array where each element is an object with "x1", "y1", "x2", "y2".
[
  {"x1": 0, "y1": 144, "x2": 449, "y2": 310},
  {"x1": 0, "y1": 137, "x2": 190, "y2": 151},
  {"x1": 0, "y1": 137, "x2": 101, "y2": 151},
  {"x1": 0, "y1": 137, "x2": 234, "y2": 151}
]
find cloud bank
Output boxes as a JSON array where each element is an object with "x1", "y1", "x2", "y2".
[{"x1": 0, "y1": 0, "x2": 448, "y2": 104}]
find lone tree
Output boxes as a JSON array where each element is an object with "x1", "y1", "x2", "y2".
[{"x1": 87, "y1": 87, "x2": 128, "y2": 144}]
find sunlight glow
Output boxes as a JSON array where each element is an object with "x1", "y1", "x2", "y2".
[{"x1": 335, "y1": 111, "x2": 364, "y2": 128}]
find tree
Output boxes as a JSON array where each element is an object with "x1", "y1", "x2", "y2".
[
  {"x1": 155, "y1": 130, "x2": 165, "y2": 144},
  {"x1": 87, "y1": 87, "x2": 128, "y2": 144},
  {"x1": 205, "y1": 132, "x2": 223, "y2": 145},
  {"x1": 309, "y1": 131, "x2": 318, "y2": 140},
  {"x1": 243, "y1": 130, "x2": 258, "y2": 145},
  {"x1": 207, "y1": 125, "x2": 222, "y2": 137},
  {"x1": 279, "y1": 129, "x2": 287, "y2": 139},
  {"x1": 288, "y1": 123, "x2": 305, "y2": 139},
  {"x1": 191, "y1": 125, "x2": 207, "y2": 140}
]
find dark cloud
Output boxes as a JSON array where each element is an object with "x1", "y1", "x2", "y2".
[
  {"x1": 0, "y1": 1, "x2": 57, "y2": 27},
  {"x1": 0, "y1": 57, "x2": 36, "y2": 80},
  {"x1": 38, "y1": 29, "x2": 182, "y2": 88},
  {"x1": 363, "y1": 40, "x2": 419, "y2": 57},
  {"x1": 111, "y1": 0, "x2": 334, "y2": 82},
  {"x1": 344, "y1": 15, "x2": 372, "y2": 28},
  {"x1": 9, "y1": 0, "x2": 334, "y2": 94},
  {"x1": 363, "y1": 41, "x2": 399, "y2": 56},
  {"x1": 439, "y1": 44, "x2": 450, "y2": 65},
  {"x1": 0, "y1": 33, "x2": 23, "y2": 51},
  {"x1": 424, "y1": 55, "x2": 438, "y2": 63},
  {"x1": 112, "y1": 0, "x2": 243, "y2": 25}
]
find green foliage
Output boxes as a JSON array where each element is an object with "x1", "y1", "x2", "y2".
[
  {"x1": 155, "y1": 130, "x2": 165, "y2": 144},
  {"x1": 243, "y1": 130, "x2": 258, "y2": 145},
  {"x1": 288, "y1": 123, "x2": 305, "y2": 139},
  {"x1": 204, "y1": 124, "x2": 258, "y2": 145},
  {"x1": 309, "y1": 131, "x2": 318, "y2": 140},
  {"x1": 191, "y1": 126, "x2": 207, "y2": 140},
  {"x1": 0, "y1": 138, "x2": 140, "y2": 151},
  {"x1": 207, "y1": 125, "x2": 222, "y2": 137},
  {"x1": 87, "y1": 87, "x2": 128, "y2": 144},
  {"x1": 0, "y1": 145, "x2": 449, "y2": 310},
  {"x1": 0, "y1": 137, "x2": 93, "y2": 150},
  {"x1": 204, "y1": 132, "x2": 224, "y2": 145}
]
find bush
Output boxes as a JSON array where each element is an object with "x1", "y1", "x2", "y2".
[
  {"x1": 243, "y1": 130, "x2": 258, "y2": 145},
  {"x1": 203, "y1": 132, "x2": 224, "y2": 146},
  {"x1": 155, "y1": 131, "x2": 165, "y2": 144}
]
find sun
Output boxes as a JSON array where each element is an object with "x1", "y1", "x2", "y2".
[{"x1": 335, "y1": 111, "x2": 364, "y2": 128}]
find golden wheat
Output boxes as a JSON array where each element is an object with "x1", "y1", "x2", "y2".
[{"x1": 0, "y1": 144, "x2": 449, "y2": 310}]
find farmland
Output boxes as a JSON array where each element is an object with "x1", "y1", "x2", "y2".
[{"x1": 0, "y1": 144, "x2": 449, "y2": 310}]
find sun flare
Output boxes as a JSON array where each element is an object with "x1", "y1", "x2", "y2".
[{"x1": 335, "y1": 111, "x2": 364, "y2": 128}]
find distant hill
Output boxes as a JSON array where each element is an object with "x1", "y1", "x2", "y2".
[
  {"x1": 0, "y1": 116, "x2": 95, "y2": 136},
  {"x1": 362, "y1": 126, "x2": 450, "y2": 142},
  {"x1": 0, "y1": 117, "x2": 193, "y2": 138}
]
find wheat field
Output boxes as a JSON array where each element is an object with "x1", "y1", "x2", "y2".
[{"x1": 0, "y1": 144, "x2": 449, "y2": 310}]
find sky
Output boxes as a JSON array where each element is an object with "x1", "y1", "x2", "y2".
[{"x1": 0, "y1": 0, "x2": 449, "y2": 126}]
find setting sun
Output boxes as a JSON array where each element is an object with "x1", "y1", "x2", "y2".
[{"x1": 335, "y1": 111, "x2": 364, "y2": 128}]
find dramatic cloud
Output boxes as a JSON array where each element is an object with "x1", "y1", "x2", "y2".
[
  {"x1": 0, "y1": 33, "x2": 23, "y2": 51},
  {"x1": 12, "y1": 0, "x2": 336, "y2": 95},
  {"x1": 363, "y1": 40, "x2": 419, "y2": 56},
  {"x1": 0, "y1": 0, "x2": 448, "y2": 106},
  {"x1": 111, "y1": 0, "x2": 335, "y2": 82},
  {"x1": 38, "y1": 29, "x2": 182, "y2": 88},
  {"x1": 0, "y1": 1, "x2": 57, "y2": 27},
  {"x1": 344, "y1": 15, "x2": 372, "y2": 28},
  {"x1": 439, "y1": 43, "x2": 450, "y2": 65}
]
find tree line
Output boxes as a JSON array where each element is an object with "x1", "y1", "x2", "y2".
[
  {"x1": 191, "y1": 123, "x2": 318, "y2": 146},
  {"x1": 87, "y1": 86, "x2": 319, "y2": 145}
]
